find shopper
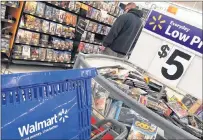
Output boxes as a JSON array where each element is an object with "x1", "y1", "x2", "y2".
[{"x1": 103, "y1": 3, "x2": 143, "y2": 58}]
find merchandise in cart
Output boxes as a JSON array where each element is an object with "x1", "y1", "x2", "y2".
[{"x1": 73, "y1": 53, "x2": 200, "y2": 139}]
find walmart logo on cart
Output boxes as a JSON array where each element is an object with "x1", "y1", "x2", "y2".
[
  {"x1": 145, "y1": 10, "x2": 203, "y2": 54},
  {"x1": 18, "y1": 109, "x2": 68, "y2": 138}
]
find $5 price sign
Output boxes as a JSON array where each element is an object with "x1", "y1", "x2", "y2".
[{"x1": 149, "y1": 44, "x2": 194, "y2": 86}]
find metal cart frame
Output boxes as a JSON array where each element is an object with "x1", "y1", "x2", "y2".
[{"x1": 73, "y1": 53, "x2": 198, "y2": 139}]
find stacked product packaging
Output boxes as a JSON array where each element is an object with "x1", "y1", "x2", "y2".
[{"x1": 92, "y1": 66, "x2": 203, "y2": 139}]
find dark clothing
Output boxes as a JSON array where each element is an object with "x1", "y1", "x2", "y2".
[{"x1": 103, "y1": 9, "x2": 143, "y2": 55}]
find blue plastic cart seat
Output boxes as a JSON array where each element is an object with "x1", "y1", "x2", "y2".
[{"x1": 1, "y1": 68, "x2": 97, "y2": 140}]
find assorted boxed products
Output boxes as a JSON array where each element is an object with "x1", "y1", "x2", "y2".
[
  {"x1": 91, "y1": 66, "x2": 203, "y2": 139},
  {"x1": 77, "y1": 42, "x2": 104, "y2": 54},
  {"x1": 1, "y1": 5, "x2": 6, "y2": 19},
  {"x1": 24, "y1": 1, "x2": 78, "y2": 27},
  {"x1": 13, "y1": 45, "x2": 71, "y2": 63},
  {"x1": 20, "y1": 14, "x2": 76, "y2": 39},
  {"x1": 15, "y1": 29, "x2": 74, "y2": 51},
  {"x1": 85, "y1": 20, "x2": 111, "y2": 35},
  {"x1": 1, "y1": 38, "x2": 9, "y2": 53}
]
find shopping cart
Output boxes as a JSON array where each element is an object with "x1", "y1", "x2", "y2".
[
  {"x1": 1, "y1": 68, "x2": 127, "y2": 140},
  {"x1": 73, "y1": 53, "x2": 199, "y2": 140}
]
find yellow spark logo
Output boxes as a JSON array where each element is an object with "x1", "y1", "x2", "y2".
[{"x1": 149, "y1": 15, "x2": 166, "y2": 31}]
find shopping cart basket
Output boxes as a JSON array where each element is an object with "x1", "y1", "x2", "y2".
[
  {"x1": 73, "y1": 53, "x2": 198, "y2": 140},
  {"x1": 1, "y1": 68, "x2": 99, "y2": 139}
]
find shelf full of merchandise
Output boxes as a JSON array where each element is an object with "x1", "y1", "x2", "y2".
[
  {"x1": 7, "y1": 1, "x2": 123, "y2": 69},
  {"x1": 1, "y1": 1, "x2": 23, "y2": 61}
]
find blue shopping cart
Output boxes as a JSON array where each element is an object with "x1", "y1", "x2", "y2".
[{"x1": 1, "y1": 68, "x2": 97, "y2": 140}]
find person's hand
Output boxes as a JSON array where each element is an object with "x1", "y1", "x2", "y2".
[{"x1": 100, "y1": 46, "x2": 106, "y2": 51}]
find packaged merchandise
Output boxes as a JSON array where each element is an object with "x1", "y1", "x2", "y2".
[
  {"x1": 93, "y1": 45, "x2": 99, "y2": 54},
  {"x1": 68, "y1": 1, "x2": 75, "y2": 11},
  {"x1": 65, "y1": 39, "x2": 73, "y2": 50},
  {"x1": 41, "y1": 20, "x2": 50, "y2": 33},
  {"x1": 58, "y1": 51, "x2": 65, "y2": 62},
  {"x1": 34, "y1": 18, "x2": 41, "y2": 31},
  {"x1": 91, "y1": 9, "x2": 99, "y2": 20},
  {"x1": 52, "y1": 50, "x2": 59, "y2": 62},
  {"x1": 78, "y1": 42, "x2": 85, "y2": 52},
  {"x1": 114, "y1": 7, "x2": 120, "y2": 16},
  {"x1": 40, "y1": 34, "x2": 49, "y2": 46},
  {"x1": 24, "y1": 2, "x2": 37, "y2": 14},
  {"x1": 31, "y1": 47, "x2": 39, "y2": 60},
  {"x1": 83, "y1": 43, "x2": 89, "y2": 53},
  {"x1": 85, "y1": 32, "x2": 92, "y2": 42},
  {"x1": 22, "y1": 45, "x2": 31, "y2": 59},
  {"x1": 30, "y1": 32, "x2": 40, "y2": 45},
  {"x1": 49, "y1": 22, "x2": 57, "y2": 34},
  {"x1": 15, "y1": 29, "x2": 24, "y2": 43},
  {"x1": 92, "y1": 22, "x2": 98, "y2": 33},
  {"x1": 86, "y1": 21, "x2": 93, "y2": 31},
  {"x1": 35, "y1": 2, "x2": 45, "y2": 17},
  {"x1": 52, "y1": 8, "x2": 59, "y2": 21},
  {"x1": 118, "y1": 107, "x2": 139, "y2": 127},
  {"x1": 13, "y1": 45, "x2": 22, "y2": 59},
  {"x1": 86, "y1": 7, "x2": 93, "y2": 18},
  {"x1": 51, "y1": 37, "x2": 61, "y2": 48},
  {"x1": 56, "y1": 24, "x2": 63, "y2": 36},
  {"x1": 168, "y1": 101, "x2": 188, "y2": 118},
  {"x1": 110, "y1": 5, "x2": 116, "y2": 15},
  {"x1": 59, "y1": 10, "x2": 66, "y2": 23},
  {"x1": 90, "y1": 33, "x2": 95, "y2": 43},
  {"x1": 44, "y1": 5, "x2": 53, "y2": 19},
  {"x1": 65, "y1": 12, "x2": 72, "y2": 25},
  {"x1": 23, "y1": 30, "x2": 33, "y2": 44},
  {"x1": 88, "y1": 44, "x2": 94, "y2": 53},
  {"x1": 100, "y1": 25, "x2": 106, "y2": 35},
  {"x1": 181, "y1": 94, "x2": 196, "y2": 109},
  {"x1": 38, "y1": 48, "x2": 46, "y2": 60},
  {"x1": 72, "y1": 14, "x2": 77, "y2": 27},
  {"x1": 1, "y1": 5, "x2": 6, "y2": 19},
  {"x1": 146, "y1": 96, "x2": 159, "y2": 110},
  {"x1": 127, "y1": 116, "x2": 158, "y2": 140},
  {"x1": 1, "y1": 38, "x2": 9, "y2": 53},
  {"x1": 25, "y1": 15, "x2": 36, "y2": 29},
  {"x1": 62, "y1": 26, "x2": 68, "y2": 36},
  {"x1": 96, "y1": 24, "x2": 102, "y2": 34},
  {"x1": 64, "y1": 52, "x2": 71, "y2": 62},
  {"x1": 103, "y1": 26, "x2": 109, "y2": 35},
  {"x1": 60, "y1": 40, "x2": 66, "y2": 49},
  {"x1": 51, "y1": 1, "x2": 60, "y2": 6},
  {"x1": 60, "y1": 1, "x2": 69, "y2": 9},
  {"x1": 81, "y1": 31, "x2": 87, "y2": 41},
  {"x1": 46, "y1": 49, "x2": 53, "y2": 61},
  {"x1": 107, "y1": 100, "x2": 123, "y2": 120},
  {"x1": 75, "y1": 2, "x2": 81, "y2": 13}
]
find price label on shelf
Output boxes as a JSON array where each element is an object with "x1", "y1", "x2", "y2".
[{"x1": 148, "y1": 43, "x2": 195, "y2": 86}]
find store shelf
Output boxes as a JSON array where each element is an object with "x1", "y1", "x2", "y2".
[
  {"x1": 1, "y1": 18, "x2": 15, "y2": 23},
  {"x1": 15, "y1": 42, "x2": 73, "y2": 52},
  {"x1": 1, "y1": 3, "x2": 19, "y2": 8},
  {"x1": 80, "y1": 2, "x2": 118, "y2": 18},
  {"x1": 12, "y1": 59, "x2": 73, "y2": 68},
  {"x1": 19, "y1": 26, "x2": 75, "y2": 40},
  {"x1": 44, "y1": 1, "x2": 112, "y2": 27},
  {"x1": 23, "y1": 12, "x2": 76, "y2": 29}
]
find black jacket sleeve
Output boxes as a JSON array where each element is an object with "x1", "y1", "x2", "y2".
[{"x1": 103, "y1": 14, "x2": 127, "y2": 47}]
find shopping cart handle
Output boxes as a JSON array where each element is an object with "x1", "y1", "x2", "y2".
[{"x1": 93, "y1": 118, "x2": 128, "y2": 140}]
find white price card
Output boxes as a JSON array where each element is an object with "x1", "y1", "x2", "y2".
[{"x1": 148, "y1": 44, "x2": 195, "y2": 87}]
